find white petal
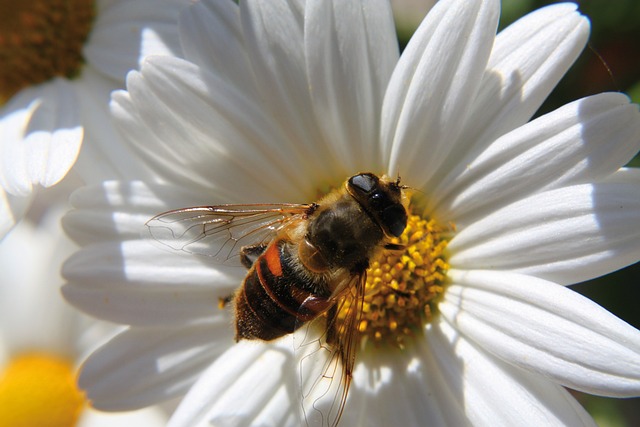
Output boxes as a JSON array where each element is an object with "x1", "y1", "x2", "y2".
[
  {"x1": 453, "y1": 3, "x2": 589, "y2": 155},
  {"x1": 448, "y1": 177, "x2": 640, "y2": 284},
  {"x1": 0, "y1": 95, "x2": 35, "y2": 196},
  {"x1": 85, "y1": 0, "x2": 188, "y2": 81},
  {"x1": 600, "y1": 167, "x2": 640, "y2": 184},
  {"x1": 178, "y1": 0, "x2": 257, "y2": 96},
  {"x1": 432, "y1": 93, "x2": 640, "y2": 221},
  {"x1": 427, "y1": 318, "x2": 596, "y2": 425},
  {"x1": 442, "y1": 269, "x2": 640, "y2": 397},
  {"x1": 304, "y1": 0, "x2": 398, "y2": 173},
  {"x1": 339, "y1": 340, "x2": 469, "y2": 427},
  {"x1": 240, "y1": 0, "x2": 342, "y2": 186},
  {"x1": 26, "y1": 86, "x2": 83, "y2": 187},
  {"x1": 179, "y1": 0, "x2": 329, "y2": 195},
  {"x1": 381, "y1": 0, "x2": 499, "y2": 186},
  {"x1": 169, "y1": 339, "x2": 299, "y2": 427},
  {"x1": 79, "y1": 324, "x2": 230, "y2": 410},
  {"x1": 0, "y1": 80, "x2": 82, "y2": 196},
  {"x1": 78, "y1": 406, "x2": 168, "y2": 427},
  {"x1": 62, "y1": 181, "x2": 212, "y2": 245},
  {"x1": 0, "y1": 207, "x2": 78, "y2": 355},
  {"x1": 73, "y1": 67, "x2": 157, "y2": 184},
  {"x1": 113, "y1": 57, "x2": 314, "y2": 202},
  {"x1": 0, "y1": 188, "x2": 31, "y2": 239},
  {"x1": 298, "y1": 320, "x2": 591, "y2": 427},
  {"x1": 62, "y1": 240, "x2": 240, "y2": 326}
]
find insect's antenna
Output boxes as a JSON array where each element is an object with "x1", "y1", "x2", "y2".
[
  {"x1": 408, "y1": 186, "x2": 426, "y2": 196},
  {"x1": 395, "y1": 173, "x2": 405, "y2": 189},
  {"x1": 394, "y1": 172, "x2": 422, "y2": 195}
]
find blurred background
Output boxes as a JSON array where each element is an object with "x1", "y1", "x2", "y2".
[{"x1": 393, "y1": 1, "x2": 640, "y2": 425}]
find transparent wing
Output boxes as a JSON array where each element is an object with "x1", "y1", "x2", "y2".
[
  {"x1": 143, "y1": 203, "x2": 314, "y2": 266},
  {"x1": 296, "y1": 273, "x2": 365, "y2": 427}
]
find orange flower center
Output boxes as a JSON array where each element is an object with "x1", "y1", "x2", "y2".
[
  {"x1": 0, "y1": 0, "x2": 95, "y2": 103},
  {"x1": 0, "y1": 353, "x2": 86, "y2": 427}
]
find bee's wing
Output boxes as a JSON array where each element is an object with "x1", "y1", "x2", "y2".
[
  {"x1": 296, "y1": 273, "x2": 365, "y2": 427},
  {"x1": 143, "y1": 203, "x2": 314, "y2": 266}
]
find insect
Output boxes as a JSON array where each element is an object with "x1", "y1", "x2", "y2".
[{"x1": 144, "y1": 172, "x2": 409, "y2": 426}]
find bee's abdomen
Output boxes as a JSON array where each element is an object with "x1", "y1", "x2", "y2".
[{"x1": 234, "y1": 240, "x2": 331, "y2": 341}]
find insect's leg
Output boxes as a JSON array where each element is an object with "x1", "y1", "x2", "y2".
[
  {"x1": 219, "y1": 244, "x2": 267, "y2": 311},
  {"x1": 218, "y1": 294, "x2": 234, "y2": 309},
  {"x1": 383, "y1": 243, "x2": 405, "y2": 251},
  {"x1": 239, "y1": 243, "x2": 268, "y2": 269}
]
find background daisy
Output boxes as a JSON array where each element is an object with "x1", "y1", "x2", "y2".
[
  {"x1": 0, "y1": 0, "x2": 190, "y2": 238},
  {"x1": 0, "y1": 203, "x2": 169, "y2": 426}
]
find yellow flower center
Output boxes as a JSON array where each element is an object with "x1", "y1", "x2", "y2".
[
  {"x1": 0, "y1": 0, "x2": 95, "y2": 104},
  {"x1": 340, "y1": 213, "x2": 449, "y2": 349},
  {"x1": 0, "y1": 353, "x2": 86, "y2": 427}
]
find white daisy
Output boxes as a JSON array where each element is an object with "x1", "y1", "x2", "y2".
[
  {"x1": 0, "y1": 205, "x2": 168, "y2": 426},
  {"x1": 0, "y1": 0, "x2": 190, "y2": 238},
  {"x1": 62, "y1": 0, "x2": 640, "y2": 425}
]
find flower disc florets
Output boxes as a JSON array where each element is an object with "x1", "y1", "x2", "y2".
[
  {"x1": 351, "y1": 212, "x2": 449, "y2": 349},
  {"x1": 0, "y1": 0, "x2": 95, "y2": 102},
  {"x1": 0, "y1": 353, "x2": 85, "y2": 425}
]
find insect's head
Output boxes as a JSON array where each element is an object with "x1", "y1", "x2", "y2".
[{"x1": 346, "y1": 173, "x2": 408, "y2": 238}]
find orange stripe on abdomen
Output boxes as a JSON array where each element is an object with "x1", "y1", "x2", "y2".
[{"x1": 263, "y1": 241, "x2": 283, "y2": 277}]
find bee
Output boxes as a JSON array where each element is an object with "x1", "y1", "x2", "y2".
[{"x1": 144, "y1": 172, "x2": 409, "y2": 426}]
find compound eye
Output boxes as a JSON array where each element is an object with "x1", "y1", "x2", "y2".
[
  {"x1": 349, "y1": 173, "x2": 377, "y2": 193},
  {"x1": 382, "y1": 205, "x2": 407, "y2": 237}
]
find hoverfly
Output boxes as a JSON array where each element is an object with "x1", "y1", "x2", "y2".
[{"x1": 145, "y1": 172, "x2": 409, "y2": 426}]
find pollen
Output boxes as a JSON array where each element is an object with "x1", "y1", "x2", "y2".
[
  {"x1": 352, "y1": 213, "x2": 449, "y2": 349},
  {"x1": 0, "y1": 0, "x2": 95, "y2": 103},
  {"x1": 0, "y1": 353, "x2": 86, "y2": 426}
]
